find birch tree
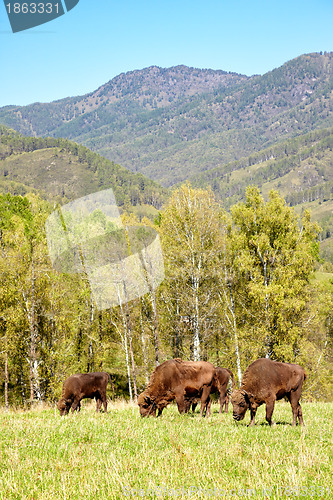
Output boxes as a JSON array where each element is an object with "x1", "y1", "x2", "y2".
[{"x1": 160, "y1": 184, "x2": 220, "y2": 361}]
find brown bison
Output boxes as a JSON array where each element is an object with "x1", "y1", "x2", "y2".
[
  {"x1": 138, "y1": 358, "x2": 215, "y2": 417},
  {"x1": 57, "y1": 372, "x2": 113, "y2": 416},
  {"x1": 231, "y1": 358, "x2": 306, "y2": 426},
  {"x1": 186, "y1": 367, "x2": 235, "y2": 414},
  {"x1": 213, "y1": 367, "x2": 236, "y2": 413}
]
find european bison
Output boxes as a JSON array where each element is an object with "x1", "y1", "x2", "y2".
[
  {"x1": 213, "y1": 367, "x2": 235, "y2": 413},
  {"x1": 186, "y1": 367, "x2": 235, "y2": 414},
  {"x1": 138, "y1": 358, "x2": 215, "y2": 417},
  {"x1": 57, "y1": 372, "x2": 113, "y2": 416},
  {"x1": 231, "y1": 358, "x2": 306, "y2": 426}
]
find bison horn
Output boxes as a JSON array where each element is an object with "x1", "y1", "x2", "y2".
[{"x1": 240, "y1": 389, "x2": 254, "y2": 403}]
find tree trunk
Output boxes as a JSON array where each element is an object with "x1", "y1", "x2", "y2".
[
  {"x1": 123, "y1": 282, "x2": 138, "y2": 403},
  {"x1": 192, "y1": 275, "x2": 200, "y2": 361},
  {"x1": 227, "y1": 283, "x2": 242, "y2": 385},
  {"x1": 29, "y1": 251, "x2": 37, "y2": 403},
  {"x1": 150, "y1": 287, "x2": 160, "y2": 366},
  {"x1": 117, "y1": 286, "x2": 133, "y2": 402},
  {"x1": 28, "y1": 246, "x2": 41, "y2": 403},
  {"x1": 5, "y1": 348, "x2": 8, "y2": 409},
  {"x1": 139, "y1": 301, "x2": 149, "y2": 385}
]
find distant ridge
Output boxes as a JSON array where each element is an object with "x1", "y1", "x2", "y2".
[{"x1": 0, "y1": 52, "x2": 332, "y2": 186}]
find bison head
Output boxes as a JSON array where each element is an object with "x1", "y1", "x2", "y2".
[
  {"x1": 57, "y1": 398, "x2": 71, "y2": 416},
  {"x1": 231, "y1": 389, "x2": 251, "y2": 421},
  {"x1": 137, "y1": 392, "x2": 156, "y2": 417}
]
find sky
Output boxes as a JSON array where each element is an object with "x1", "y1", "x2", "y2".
[{"x1": 0, "y1": 0, "x2": 333, "y2": 108}]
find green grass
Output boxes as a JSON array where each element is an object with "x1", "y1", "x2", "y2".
[{"x1": 0, "y1": 402, "x2": 332, "y2": 499}]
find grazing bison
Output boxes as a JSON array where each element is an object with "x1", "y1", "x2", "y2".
[
  {"x1": 231, "y1": 358, "x2": 306, "y2": 426},
  {"x1": 213, "y1": 367, "x2": 236, "y2": 413},
  {"x1": 57, "y1": 372, "x2": 113, "y2": 416},
  {"x1": 138, "y1": 358, "x2": 215, "y2": 417},
  {"x1": 187, "y1": 367, "x2": 235, "y2": 414}
]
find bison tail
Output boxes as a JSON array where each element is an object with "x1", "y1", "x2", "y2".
[
  {"x1": 226, "y1": 369, "x2": 236, "y2": 390},
  {"x1": 303, "y1": 370, "x2": 307, "y2": 382}
]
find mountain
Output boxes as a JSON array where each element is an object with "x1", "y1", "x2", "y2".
[
  {"x1": 0, "y1": 125, "x2": 167, "y2": 216},
  {"x1": 1, "y1": 52, "x2": 332, "y2": 186}
]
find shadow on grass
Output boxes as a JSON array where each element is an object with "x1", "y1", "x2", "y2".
[
  {"x1": 232, "y1": 420, "x2": 296, "y2": 427},
  {"x1": 257, "y1": 420, "x2": 294, "y2": 426}
]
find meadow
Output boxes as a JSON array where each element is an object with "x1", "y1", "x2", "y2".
[{"x1": 0, "y1": 401, "x2": 332, "y2": 500}]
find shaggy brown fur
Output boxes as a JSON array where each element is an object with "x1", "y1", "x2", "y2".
[
  {"x1": 186, "y1": 367, "x2": 235, "y2": 414},
  {"x1": 138, "y1": 359, "x2": 215, "y2": 418},
  {"x1": 231, "y1": 358, "x2": 306, "y2": 426},
  {"x1": 57, "y1": 372, "x2": 113, "y2": 416},
  {"x1": 212, "y1": 367, "x2": 236, "y2": 413}
]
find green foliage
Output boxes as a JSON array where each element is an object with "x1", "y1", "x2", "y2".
[{"x1": 231, "y1": 188, "x2": 320, "y2": 362}]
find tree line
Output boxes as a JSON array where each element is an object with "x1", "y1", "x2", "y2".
[{"x1": 0, "y1": 184, "x2": 332, "y2": 407}]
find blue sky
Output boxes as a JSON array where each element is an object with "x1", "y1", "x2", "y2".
[{"x1": 0, "y1": 0, "x2": 332, "y2": 107}]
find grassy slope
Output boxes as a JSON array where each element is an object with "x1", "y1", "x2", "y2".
[
  {"x1": 0, "y1": 147, "x2": 100, "y2": 202},
  {"x1": 0, "y1": 127, "x2": 168, "y2": 211},
  {"x1": 0, "y1": 403, "x2": 332, "y2": 499}
]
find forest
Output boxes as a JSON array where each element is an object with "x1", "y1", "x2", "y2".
[{"x1": 1, "y1": 183, "x2": 332, "y2": 407}]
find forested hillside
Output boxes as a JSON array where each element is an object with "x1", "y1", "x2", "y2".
[
  {"x1": 0, "y1": 53, "x2": 332, "y2": 186},
  {"x1": 0, "y1": 125, "x2": 167, "y2": 215},
  {"x1": 189, "y1": 127, "x2": 333, "y2": 257}
]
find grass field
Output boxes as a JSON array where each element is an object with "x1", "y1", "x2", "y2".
[{"x1": 0, "y1": 401, "x2": 332, "y2": 499}]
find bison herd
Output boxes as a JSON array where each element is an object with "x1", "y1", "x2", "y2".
[{"x1": 57, "y1": 358, "x2": 307, "y2": 426}]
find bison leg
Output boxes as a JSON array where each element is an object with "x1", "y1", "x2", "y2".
[
  {"x1": 205, "y1": 397, "x2": 212, "y2": 417},
  {"x1": 289, "y1": 391, "x2": 304, "y2": 426},
  {"x1": 175, "y1": 391, "x2": 186, "y2": 414},
  {"x1": 102, "y1": 398, "x2": 108, "y2": 414},
  {"x1": 219, "y1": 392, "x2": 228, "y2": 413},
  {"x1": 71, "y1": 397, "x2": 81, "y2": 414},
  {"x1": 96, "y1": 397, "x2": 102, "y2": 412},
  {"x1": 183, "y1": 399, "x2": 192, "y2": 413},
  {"x1": 224, "y1": 394, "x2": 229, "y2": 413},
  {"x1": 200, "y1": 386, "x2": 212, "y2": 417},
  {"x1": 297, "y1": 405, "x2": 304, "y2": 426},
  {"x1": 265, "y1": 399, "x2": 276, "y2": 426},
  {"x1": 101, "y1": 394, "x2": 108, "y2": 414},
  {"x1": 249, "y1": 403, "x2": 258, "y2": 426},
  {"x1": 95, "y1": 392, "x2": 108, "y2": 413}
]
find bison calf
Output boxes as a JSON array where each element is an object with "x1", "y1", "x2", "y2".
[
  {"x1": 57, "y1": 372, "x2": 112, "y2": 416},
  {"x1": 231, "y1": 358, "x2": 306, "y2": 427},
  {"x1": 186, "y1": 367, "x2": 235, "y2": 414},
  {"x1": 212, "y1": 367, "x2": 235, "y2": 413}
]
